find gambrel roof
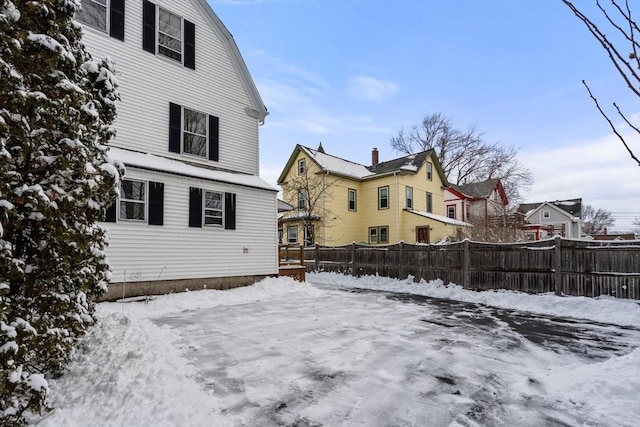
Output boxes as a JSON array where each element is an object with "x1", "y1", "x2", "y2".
[
  {"x1": 277, "y1": 144, "x2": 448, "y2": 185},
  {"x1": 196, "y1": 0, "x2": 268, "y2": 122}
]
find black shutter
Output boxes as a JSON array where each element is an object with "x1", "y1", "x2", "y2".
[
  {"x1": 224, "y1": 192, "x2": 236, "y2": 230},
  {"x1": 169, "y1": 103, "x2": 181, "y2": 153},
  {"x1": 109, "y1": 0, "x2": 125, "y2": 41},
  {"x1": 208, "y1": 115, "x2": 219, "y2": 161},
  {"x1": 189, "y1": 187, "x2": 202, "y2": 228},
  {"x1": 104, "y1": 202, "x2": 116, "y2": 222},
  {"x1": 148, "y1": 181, "x2": 164, "y2": 225},
  {"x1": 142, "y1": 0, "x2": 156, "y2": 54},
  {"x1": 184, "y1": 19, "x2": 195, "y2": 69}
]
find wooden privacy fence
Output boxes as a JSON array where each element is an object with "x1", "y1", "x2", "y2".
[{"x1": 303, "y1": 237, "x2": 640, "y2": 299}]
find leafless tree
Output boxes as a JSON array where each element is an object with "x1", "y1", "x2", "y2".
[
  {"x1": 390, "y1": 113, "x2": 533, "y2": 204},
  {"x1": 582, "y1": 204, "x2": 616, "y2": 236},
  {"x1": 632, "y1": 217, "x2": 640, "y2": 238},
  {"x1": 562, "y1": 0, "x2": 640, "y2": 166},
  {"x1": 281, "y1": 169, "x2": 339, "y2": 246}
]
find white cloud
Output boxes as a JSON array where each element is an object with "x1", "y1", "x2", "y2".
[
  {"x1": 346, "y1": 75, "x2": 399, "y2": 101},
  {"x1": 522, "y1": 130, "x2": 640, "y2": 230}
]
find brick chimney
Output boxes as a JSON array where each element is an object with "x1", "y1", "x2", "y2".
[{"x1": 372, "y1": 147, "x2": 379, "y2": 167}]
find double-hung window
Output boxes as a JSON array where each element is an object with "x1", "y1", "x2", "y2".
[
  {"x1": 426, "y1": 192, "x2": 433, "y2": 213},
  {"x1": 183, "y1": 107, "x2": 207, "y2": 158},
  {"x1": 369, "y1": 226, "x2": 389, "y2": 244},
  {"x1": 298, "y1": 189, "x2": 307, "y2": 210},
  {"x1": 169, "y1": 103, "x2": 219, "y2": 161},
  {"x1": 348, "y1": 188, "x2": 357, "y2": 211},
  {"x1": 104, "y1": 180, "x2": 163, "y2": 225},
  {"x1": 378, "y1": 186, "x2": 389, "y2": 210},
  {"x1": 426, "y1": 162, "x2": 433, "y2": 181},
  {"x1": 76, "y1": 0, "x2": 125, "y2": 40},
  {"x1": 298, "y1": 159, "x2": 306, "y2": 174},
  {"x1": 143, "y1": 1, "x2": 195, "y2": 69},
  {"x1": 288, "y1": 226, "x2": 298, "y2": 244},
  {"x1": 204, "y1": 191, "x2": 223, "y2": 226},
  {"x1": 406, "y1": 187, "x2": 413, "y2": 209},
  {"x1": 447, "y1": 205, "x2": 456, "y2": 219},
  {"x1": 120, "y1": 179, "x2": 146, "y2": 221},
  {"x1": 189, "y1": 187, "x2": 236, "y2": 229},
  {"x1": 158, "y1": 7, "x2": 182, "y2": 61}
]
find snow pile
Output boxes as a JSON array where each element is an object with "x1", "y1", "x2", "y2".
[{"x1": 308, "y1": 272, "x2": 640, "y2": 327}]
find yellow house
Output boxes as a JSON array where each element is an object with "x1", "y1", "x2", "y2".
[{"x1": 277, "y1": 144, "x2": 470, "y2": 246}]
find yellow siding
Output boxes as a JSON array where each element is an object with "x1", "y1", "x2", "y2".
[{"x1": 280, "y1": 150, "x2": 463, "y2": 246}]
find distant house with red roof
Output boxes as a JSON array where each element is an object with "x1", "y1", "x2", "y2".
[{"x1": 444, "y1": 178, "x2": 509, "y2": 225}]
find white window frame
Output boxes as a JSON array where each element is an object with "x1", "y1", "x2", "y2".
[
  {"x1": 378, "y1": 186, "x2": 389, "y2": 210},
  {"x1": 369, "y1": 227, "x2": 378, "y2": 244},
  {"x1": 298, "y1": 189, "x2": 307, "y2": 210},
  {"x1": 369, "y1": 226, "x2": 389, "y2": 244},
  {"x1": 204, "y1": 190, "x2": 223, "y2": 227},
  {"x1": 119, "y1": 179, "x2": 146, "y2": 222},
  {"x1": 348, "y1": 188, "x2": 357, "y2": 211},
  {"x1": 406, "y1": 186, "x2": 413, "y2": 209},
  {"x1": 287, "y1": 226, "x2": 298, "y2": 244},
  {"x1": 182, "y1": 106, "x2": 208, "y2": 159},
  {"x1": 447, "y1": 205, "x2": 456, "y2": 219},
  {"x1": 157, "y1": 6, "x2": 183, "y2": 63},
  {"x1": 304, "y1": 225, "x2": 314, "y2": 247},
  {"x1": 76, "y1": 0, "x2": 108, "y2": 33},
  {"x1": 543, "y1": 209, "x2": 551, "y2": 219},
  {"x1": 298, "y1": 158, "x2": 306, "y2": 174},
  {"x1": 426, "y1": 162, "x2": 433, "y2": 181},
  {"x1": 379, "y1": 226, "x2": 389, "y2": 243}
]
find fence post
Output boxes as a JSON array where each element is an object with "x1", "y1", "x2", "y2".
[
  {"x1": 554, "y1": 236, "x2": 562, "y2": 296},
  {"x1": 398, "y1": 241, "x2": 404, "y2": 279},
  {"x1": 463, "y1": 239, "x2": 470, "y2": 289},
  {"x1": 351, "y1": 242, "x2": 357, "y2": 276},
  {"x1": 314, "y1": 243, "x2": 319, "y2": 271}
]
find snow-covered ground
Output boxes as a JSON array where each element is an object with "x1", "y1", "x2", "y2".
[{"x1": 33, "y1": 273, "x2": 640, "y2": 426}]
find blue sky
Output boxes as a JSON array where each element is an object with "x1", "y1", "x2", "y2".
[{"x1": 209, "y1": 0, "x2": 640, "y2": 231}]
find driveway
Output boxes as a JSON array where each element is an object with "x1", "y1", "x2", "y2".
[{"x1": 156, "y1": 284, "x2": 640, "y2": 427}]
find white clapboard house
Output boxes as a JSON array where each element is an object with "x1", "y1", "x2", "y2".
[{"x1": 76, "y1": 0, "x2": 277, "y2": 299}]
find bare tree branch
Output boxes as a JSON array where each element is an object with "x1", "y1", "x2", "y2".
[
  {"x1": 390, "y1": 113, "x2": 533, "y2": 204},
  {"x1": 583, "y1": 80, "x2": 640, "y2": 166}
]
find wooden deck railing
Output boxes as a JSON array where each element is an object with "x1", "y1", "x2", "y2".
[{"x1": 278, "y1": 244, "x2": 306, "y2": 281}]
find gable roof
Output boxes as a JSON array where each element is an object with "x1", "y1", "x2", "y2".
[
  {"x1": 449, "y1": 178, "x2": 508, "y2": 205},
  {"x1": 195, "y1": 0, "x2": 268, "y2": 122},
  {"x1": 518, "y1": 198, "x2": 582, "y2": 219},
  {"x1": 277, "y1": 144, "x2": 448, "y2": 185}
]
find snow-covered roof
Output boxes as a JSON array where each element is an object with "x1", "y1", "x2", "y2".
[
  {"x1": 299, "y1": 146, "x2": 372, "y2": 179},
  {"x1": 408, "y1": 210, "x2": 473, "y2": 227},
  {"x1": 518, "y1": 198, "x2": 582, "y2": 218},
  {"x1": 108, "y1": 147, "x2": 277, "y2": 191}
]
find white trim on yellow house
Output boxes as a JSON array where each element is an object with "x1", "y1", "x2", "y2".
[{"x1": 278, "y1": 145, "x2": 471, "y2": 246}]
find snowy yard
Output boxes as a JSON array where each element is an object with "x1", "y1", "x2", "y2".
[{"x1": 34, "y1": 273, "x2": 640, "y2": 427}]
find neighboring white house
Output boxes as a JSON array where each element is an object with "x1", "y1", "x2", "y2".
[
  {"x1": 76, "y1": 0, "x2": 277, "y2": 299},
  {"x1": 517, "y1": 199, "x2": 583, "y2": 240}
]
